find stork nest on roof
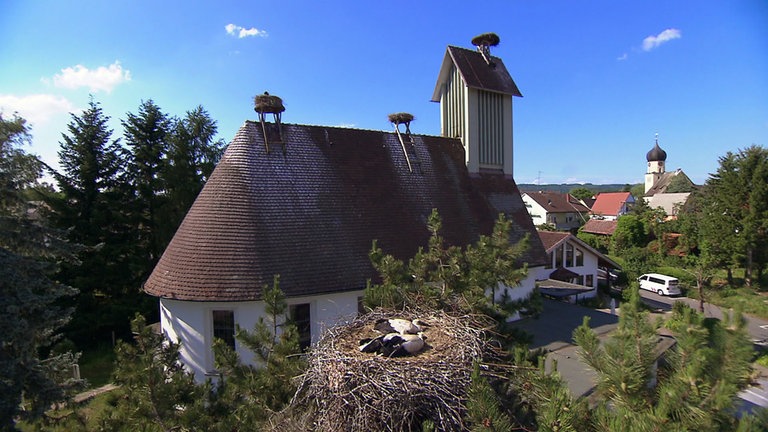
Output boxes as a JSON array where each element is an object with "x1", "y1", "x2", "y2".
[
  {"x1": 254, "y1": 93, "x2": 286, "y2": 114},
  {"x1": 471, "y1": 32, "x2": 500, "y2": 47},
  {"x1": 289, "y1": 309, "x2": 500, "y2": 432},
  {"x1": 388, "y1": 112, "x2": 415, "y2": 125}
]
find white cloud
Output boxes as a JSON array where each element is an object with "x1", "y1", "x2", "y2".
[
  {"x1": 0, "y1": 94, "x2": 75, "y2": 126},
  {"x1": 617, "y1": 53, "x2": 628, "y2": 61},
  {"x1": 47, "y1": 61, "x2": 131, "y2": 93},
  {"x1": 225, "y1": 23, "x2": 268, "y2": 38},
  {"x1": 642, "y1": 28, "x2": 681, "y2": 52}
]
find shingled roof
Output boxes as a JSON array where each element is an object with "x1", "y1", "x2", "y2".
[
  {"x1": 432, "y1": 46, "x2": 522, "y2": 101},
  {"x1": 523, "y1": 191, "x2": 590, "y2": 214},
  {"x1": 144, "y1": 122, "x2": 547, "y2": 302}
]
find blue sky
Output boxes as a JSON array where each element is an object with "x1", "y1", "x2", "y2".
[{"x1": 1, "y1": 0, "x2": 766, "y2": 185}]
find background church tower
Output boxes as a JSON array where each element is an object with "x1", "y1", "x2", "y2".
[{"x1": 645, "y1": 133, "x2": 667, "y2": 193}]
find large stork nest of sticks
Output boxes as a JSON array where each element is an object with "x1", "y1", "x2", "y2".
[
  {"x1": 254, "y1": 92, "x2": 286, "y2": 114},
  {"x1": 388, "y1": 112, "x2": 415, "y2": 125},
  {"x1": 290, "y1": 309, "x2": 498, "y2": 431},
  {"x1": 471, "y1": 32, "x2": 500, "y2": 47}
]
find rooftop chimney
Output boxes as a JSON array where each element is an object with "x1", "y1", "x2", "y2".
[
  {"x1": 471, "y1": 32, "x2": 500, "y2": 65},
  {"x1": 254, "y1": 92, "x2": 285, "y2": 154}
]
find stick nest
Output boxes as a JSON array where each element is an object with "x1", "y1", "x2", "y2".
[
  {"x1": 471, "y1": 32, "x2": 500, "y2": 47},
  {"x1": 388, "y1": 112, "x2": 415, "y2": 125},
  {"x1": 291, "y1": 309, "x2": 497, "y2": 431},
  {"x1": 254, "y1": 92, "x2": 286, "y2": 114}
]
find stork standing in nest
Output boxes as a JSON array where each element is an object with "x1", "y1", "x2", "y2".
[
  {"x1": 373, "y1": 318, "x2": 430, "y2": 335},
  {"x1": 359, "y1": 332, "x2": 427, "y2": 357}
]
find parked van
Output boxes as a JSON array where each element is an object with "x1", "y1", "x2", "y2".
[{"x1": 637, "y1": 273, "x2": 681, "y2": 296}]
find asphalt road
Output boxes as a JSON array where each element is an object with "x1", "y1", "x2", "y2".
[{"x1": 638, "y1": 290, "x2": 768, "y2": 346}]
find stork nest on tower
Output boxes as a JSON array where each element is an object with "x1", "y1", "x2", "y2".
[
  {"x1": 387, "y1": 112, "x2": 415, "y2": 125},
  {"x1": 287, "y1": 309, "x2": 501, "y2": 432},
  {"x1": 254, "y1": 92, "x2": 286, "y2": 114},
  {"x1": 471, "y1": 32, "x2": 500, "y2": 47}
]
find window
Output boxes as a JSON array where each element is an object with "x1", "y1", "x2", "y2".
[
  {"x1": 545, "y1": 252, "x2": 553, "y2": 269},
  {"x1": 575, "y1": 248, "x2": 584, "y2": 267},
  {"x1": 565, "y1": 244, "x2": 574, "y2": 267},
  {"x1": 212, "y1": 310, "x2": 236, "y2": 350},
  {"x1": 289, "y1": 303, "x2": 311, "y2": 351},
  {"x1": 585, "y1": 275, "x2": 593, "y2": 287},
  {"x1": 555, "y1": 245, "x2": 563, "y2": 268}
]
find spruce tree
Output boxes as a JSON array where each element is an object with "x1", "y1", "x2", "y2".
[{"x1": 0, "y1": 113, "x2": 83, "y2": 429}]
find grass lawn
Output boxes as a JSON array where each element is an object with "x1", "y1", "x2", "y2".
[
  {"x1": 17, "y1": 388, "x2": 122, "y2": 432},
  {"x1": 78, "y1": 344, "x2": 116, "y2": 388}
]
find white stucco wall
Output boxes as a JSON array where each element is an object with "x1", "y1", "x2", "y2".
[
  {"x1": 160, "y1": 289, "x2": 364, "y2": 382},
  {"x1": 535, "y1": 240, "x2": 600, "y2": 300}
]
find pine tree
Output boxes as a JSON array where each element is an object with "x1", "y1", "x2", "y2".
[
  {"x1": 100, "y1": 314, "x2": 210, "y2": 431},
  {"x1": 571, "y1": 285, "x2": 753, "y2": 431},
  {"x1": 466, "y1": 362, "x2": 513, "y2": 432},
  {"x1": 210, "y1": 276, "x2": 305, "y2": 429}
]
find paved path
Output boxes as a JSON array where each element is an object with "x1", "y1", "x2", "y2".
[
  {"x1": 73, "y1": 384, "x2": 118, "y2": 404},
  {"x1": 638, "y1": 291, "x2": 768, "y2": 345}
]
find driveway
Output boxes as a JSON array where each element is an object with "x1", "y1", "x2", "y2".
[{"x1": 637, "y1": 290, "x2": 768, "y2": 345}]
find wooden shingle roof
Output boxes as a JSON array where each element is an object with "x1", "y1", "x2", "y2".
[
  {"x1": 144, "y1": 122, "x2": 546, "y2": 302},
  {"x1": 432, "y1": 46, "x2": 522, "y2": 101}
]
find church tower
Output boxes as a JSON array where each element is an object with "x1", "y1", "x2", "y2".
[{"x1": 645, "y1": 133, "x2": 667, "y2": 194}]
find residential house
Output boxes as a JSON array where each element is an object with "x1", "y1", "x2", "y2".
[
  {"x1": 590, "y1": 192, "x2": 635, "y2": 220},
  {"x1": 535, "y1": 230, "x2": 620, "y2": 302},
  {"x1": 143, "y1": 36, "x2": 548, "y2": 381},
  {"x1": 580, "y1": 219, "x2": 617, "y2": 237},
  {"x1": 521, "y1": 191, "x2": 590, "y2": 231}
]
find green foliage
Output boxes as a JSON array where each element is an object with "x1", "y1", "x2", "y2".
[
  {"x1": 0, "y1": 113, "x2": 84, "y2": 430},
  {"x1": 527, "y1": 358, "x2": 589, "y2": 432},
  {"x1": 467, "y1": 362, "x2": 513, "y2": 432},
  {"x1": 99, "y1": 314, "x2": 211, "y2": 431},
  {"x1": 210, "y1": 276, "x2": 305, "y2": 429},
  {"x1": 610, "y1": 215, "x2": 648, "y2": 255},
  {"x1": 570, "y1": 286, "x2": 753, "y2": 431},
  {"x1": 666, "y1": 172, "x2": 695, "y2": 193},
  {"x1": 576, "y1": 230, "x2": 609, "y2": 253},
  {"x1": 569, "y1": 187, "x2": 594, "y2": 202},
  {"x1": 364, "y1": 209, "x2": 531, "y2": 319}
]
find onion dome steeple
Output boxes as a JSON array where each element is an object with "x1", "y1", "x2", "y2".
[{"x1": 646, "y1": 133, "x2": 667, "y2": 162}]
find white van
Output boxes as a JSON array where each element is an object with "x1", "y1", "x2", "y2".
[{"x1": 637, "y1": 273, "x2": 681, "y2": 296}]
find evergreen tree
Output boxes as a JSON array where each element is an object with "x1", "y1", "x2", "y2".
[
  {"x1": 163, "y1": 106, "x2": 224, "y2": 241},
  {"x1": 99, "y1": 314, "x2": 210, "y2": 431},
  {"x1": 44, "y1": 98, "x2": 139, "y2": 346},
  {"x1": 571, "y1": 286, "x2": 753, "y2": 431},
  {"x1": 466, "y1": 362, "x2": 514, "y2": 432},
  {"x1": 365, "y1": 209, "x2": 532, "y2": 317},
  {"x1": 698, "y1": 146, "x2": 768, "y2": 286},
  {"x1": 0, "y1": 113, "x2": 83, "y2": 429},
  {"x1": 122, "y1": 100, "x2": 171, "y2": 268},
  {"x1": 210, "y1": 275, "x2": 305, "y2": 429}
]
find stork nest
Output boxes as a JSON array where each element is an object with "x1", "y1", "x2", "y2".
[
  {"x1": 254, "y1": 93, "x2": 286, "y2": 114},
  {"x1": 388, "y1": 112, "x2": 415, "y2": 125},
  {"x1": 290, "y1": 309, "x2": 499, "y2": 431},
  {"x1": 471, "y1": 32, "x2": 500, "y2": 47}
]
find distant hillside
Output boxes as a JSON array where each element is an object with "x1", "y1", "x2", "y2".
[{"x1": 518, "y1": 183, "x2": 636, "y2": 194}]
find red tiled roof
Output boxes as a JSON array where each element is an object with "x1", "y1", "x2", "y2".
[
  {"x1": 590, "y1": 192, "x2": 631, "y2": 217},
  {"x1": 144, "y1": 122, "x2": 547, "y2": 302},
  {"x1": 537, "y1": 230, "x2": 569, "y2": 250},
  {"x1": 524, "y1": 191, "x2": 590, "y2": 214},
  {"x1": 581, "y1": 219, "x2": 617, "y2": 235}
]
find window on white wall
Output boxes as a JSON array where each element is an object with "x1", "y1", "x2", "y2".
[
  {"x1": 290, "y1": 303, "x2": 311, "y2": 351},
  {"x1": 212, "y1": 310, "x2": 236, "y2": 350},
  {"x1": 565, "y1": 244, "x2": 574, "y2": 267},
  {"x1": 575, "y1": 248, "x2": 584, "y2": 267}
]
